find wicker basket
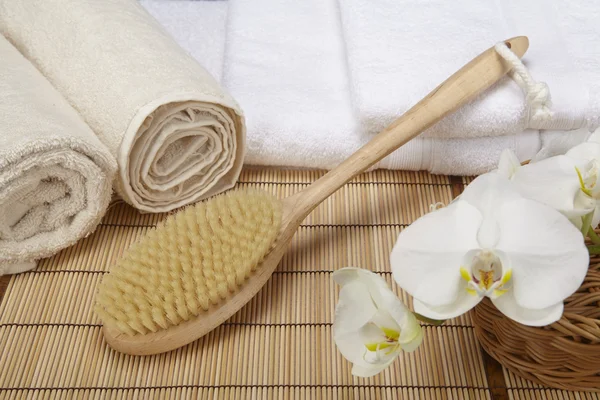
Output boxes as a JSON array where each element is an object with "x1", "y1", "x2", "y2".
[{"x1": 473, "y1": 256, "x2": 600, "y2": 391}]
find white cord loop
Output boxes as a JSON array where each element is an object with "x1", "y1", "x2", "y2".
[{"x1": 495, "y1": 42, "x2": 553, "y2": 125}]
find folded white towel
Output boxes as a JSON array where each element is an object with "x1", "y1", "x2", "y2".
[
  {"x1": 0, "y1": 0, "x2": 245, "y2": 213},
  {"x1": 368, "y1": 131, "x2": 540, "y2": 174},
  {"x1": 557, "y1": 0, "x2": 600, "y2": 132},
  {"x1": 0, "y1": 36, "x2": 116, "y2": 272},
  {"x1": 223, "y1": 0, "x2": 360, "y2": 169},
  {"x1": 141, "y1": 0, "x2": 228, "y2": 81},
  {"x1": 533, "y1": 0, "x2": 600, "y2": 160},
  {"x1": 220, "y1": 0, "x2": 540, "y2": 172},
  {"x1": 424, "y1": 131, "x2": 540, "y2": 175},
  {"x1": 337, "y1": 0, "x2": 590, "y2": 139}
]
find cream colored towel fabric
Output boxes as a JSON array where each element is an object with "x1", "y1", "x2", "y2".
[
  {"x1": 0, "y1": 0, "x2": 245, "y2": 213},
  {"x1": 0, "y1": 36, "x2": 116, "y2": 273}
]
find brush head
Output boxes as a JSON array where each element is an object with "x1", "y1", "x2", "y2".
[{"x1": 95, "y1": 189, "x2": 282, "y2": 336}]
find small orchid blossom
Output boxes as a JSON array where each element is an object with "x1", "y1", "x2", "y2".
[
  {"x1": 565, "y1": 139, "x2": 600, "y2": 228},
  {"x1": 391, "y1": 173, "x2": 588, "y2": 326},
  {"x1": 497, "y1": 148, "x2": 597, "y2": 230},
  {"x1": 332, "y1": 268, "x2": 423, "y2": 377}
]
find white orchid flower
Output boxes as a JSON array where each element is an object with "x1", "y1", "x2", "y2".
[
  {"x1": 391, "y1": 173, "x2": 588, "y2": 326},
  {"x1": 565, "y1": 140, "x2": 600, "y2": 228},
  {"x1": 332, "y1": 267, "x2": 423, "y2": 377},
  {"x1": 497, "y1": 149, "x2": 597, "y2": 230}
]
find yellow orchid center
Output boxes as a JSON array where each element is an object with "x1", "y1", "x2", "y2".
[
  {"x1": 364, "y1": 325, "x2": 401, "y2": 352},
  {"x1": 576, "y1": 166, "x2": 593, "y2": 197},
  {"x1": 576, "y1": 160, "x2": 600, "y2": 199},
  {"x1": 460, "y1": 250, "x2": 512, "y2": 298}
]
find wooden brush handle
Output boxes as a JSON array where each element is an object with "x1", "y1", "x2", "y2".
[{"x1": 293, "y1": 36, "x2": 529, "y2": 211}]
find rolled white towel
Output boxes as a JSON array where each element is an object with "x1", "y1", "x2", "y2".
[
  {"x1": 0, "y1": 36, "x2": 116, "y2": 272},
  {"x1": 0, "y1": 0, "x2": 245, "y2": 213}
]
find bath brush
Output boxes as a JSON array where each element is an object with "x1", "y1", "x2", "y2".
[{"x1": 96, "y1": 37, "x2": 529, "y2": 355}]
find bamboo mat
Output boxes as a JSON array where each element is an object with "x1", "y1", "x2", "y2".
[{"x1": 0, "y1": 168, "x2": 598, "y2": 400}]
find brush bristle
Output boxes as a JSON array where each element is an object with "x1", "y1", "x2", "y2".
[{"x1": 95, "y1": 189, "x2": 282, "y2": 336}]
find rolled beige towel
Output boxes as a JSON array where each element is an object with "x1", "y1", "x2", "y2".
[
  {"x1": 0, "y1": 0, "x2": 245, "y2": 213},
  {"x1": 0, "y1": 36, "x2": 116, "y2": 273}
]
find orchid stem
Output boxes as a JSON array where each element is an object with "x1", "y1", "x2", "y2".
[
  {"x1": 588, "y1": 227, "x2": 600, "y2": 245},
  {"x1": 587, "y1": 245, "x2": 600, "y2": 255},
  {"x1": 414, "y1": 313, "x2": 445, "y2": 326}
]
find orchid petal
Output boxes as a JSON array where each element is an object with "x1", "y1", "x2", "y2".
[
  {"x1": 413, "y1": 289, "x2": 482, "y2": 320},
  {"x1": 351, "y1": 358, "x2": 396, "y2": 378},
  {"x1": 334, "y1": 331, "x2": 371, "y2": 366},
  {"x1": 566, "y1": 142, "x2": 600, "y2": 163},
  {"x1": 332, "y1": 267, "x2": 373, "y2": 287},
  {"x1": 569, "y1": 215, "x2": 584, "y2": 230},
  {"x1": 358, "y1": 270, "x2": 407, "y2": 320},
  {"x1": 497, "y1": 149, "x2": 521, "y2": 179},
  {"x1": 334, "y1": 268, "x2": 412, "y2": 329},
  {"x1": 359, "y1": 322, "x2": 387, "y2": 344},
  {"x1": 332, "y1": 269, "x2": 379, "y2": 362},
  {"x1": 367, "y1": 275, "x2": 415, "y2": 332},
  {"x1": 333, "y1": 279, "x2": 377, "y2": 334},
  {"x1": 336, "y1": 328, "x2": 398, "y2": 377},
  {"x1": 397, "y1": 312, "x2": 423, "y2": 353},
  {"x1": 369, "y1": 310, "x2": 401, "y2": 333},
  {"x1": 460, "y1": 173, "x2": 523, "y2": 247},
  {"x1": 573, "y1": 191, "x2": 596, "y2": 214},
  {"x1": 391, "y1": 201, "x2": 481, "y2": 307},
  {"x1": 588, "y1": 130, "x2": 600, "y2": 144},
  {"x1": 496, "y1": 198, "x2": 588, "y2": 310},
  {"x1": 492, "y1": 291, "x2": 564, "y2": 326},
  {"x1": 511, "y1": 156, "x2": 590, "y2": 217},
  {"x1": 354, "y1": 272, "x2": 423, "y2": 353},
  {"x1": 460, "y1": 173, "x2": 523, "y2": 215}
]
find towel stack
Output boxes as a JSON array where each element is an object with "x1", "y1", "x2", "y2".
[{"x1": 144, "y1": 0, "x2": 599, "y2": 175}]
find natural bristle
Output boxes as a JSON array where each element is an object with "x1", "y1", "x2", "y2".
[{"x1": 95, "y1": 189, "x2": 282, "y2": 336}]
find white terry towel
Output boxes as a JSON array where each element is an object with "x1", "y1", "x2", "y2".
[
  {"x1": 223, "y1": 0, "x2": 361, "y2": 169},
  {"x1": 338, "y1": 0, "x2": 590, "y2": 139},
  {"x1": 558, "y1": 0, "x2": 600, "y2": 131},
  {"x1": 220, "y1": 0, "x2": 540, "y2": 172},
  {"x1": 0, "y1": 36, "x2": 116, "y2": 274},
  {"x1": 533, "y1": 0, "x2": 600, "y2": 160},
  {"x1": 381, "y1": 131, "x2": 540, "y2": 175},
  {"x1": 0, "y1": 0, "x2": 245, "y2": 213},
  {"x1": 141, "y1": 0, "x2": 228, "y2": 82}
]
